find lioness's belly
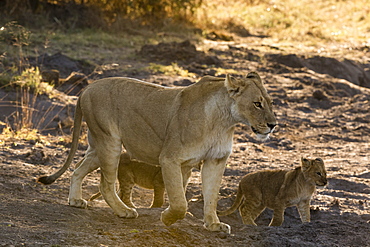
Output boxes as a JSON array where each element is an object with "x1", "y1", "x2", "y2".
[{"x1": 80, "y1": 77, "x2": 181, "y2": 165}]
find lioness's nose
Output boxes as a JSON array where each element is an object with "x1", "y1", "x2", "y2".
[{"x1": 267, "y1": 123, "x2": 276, "y2": 130}]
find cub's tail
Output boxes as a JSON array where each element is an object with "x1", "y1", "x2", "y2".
[
  {"x1": 217, "y1": 184, "x2": 244, "y2": 216},
  {"x1": 88, "y1": 192, "x2": 102, "y2": 201},
  {"x1": 37, "y1": 98, "x2": 83, "y2": 185}
]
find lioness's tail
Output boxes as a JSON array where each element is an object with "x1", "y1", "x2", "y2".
[
  {"x1": 37, "y1": 98, "x2": 83, "y2": 185},
  {"x1": 217, "y1": 184, "x2": 244, "y2": 216}
]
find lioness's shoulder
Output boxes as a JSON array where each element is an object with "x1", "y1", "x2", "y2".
[
  {"x1": 91, "y1": 77, "x2": 167, "y2": 88},
  {"x1": 197, "y1": 76, "x2": 225, "y2": 83},
  {"x1": 188, "y1": 75, "x2": 229, "y2": 91}
]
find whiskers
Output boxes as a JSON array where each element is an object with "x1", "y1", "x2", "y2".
[{"x1": 255, "y1": 133, "x2": 270, "y2": 141}]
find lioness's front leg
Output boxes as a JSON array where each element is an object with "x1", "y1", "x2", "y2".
[
  {"x1": 69, "y1": 136, "x2": 100, "y2": 208},
  {"x1": 202, "y1": 157, "x2": 231, "y2": 234},
  {"x1": 69, "y1": 152, "x2": 99, "y2": 208},
  {"x1": 160, "y1": 157, "x2": 187, "y2": 226}
]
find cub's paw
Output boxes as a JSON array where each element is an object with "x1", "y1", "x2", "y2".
[
  {"x1": 160, "y1": 208, "x2": 186, "y2": 226},
  {"x1": 69, "y1": 198, "x2": 88, "y2": 209},
  {"x1": 204, "y1": 222, "x2": 231, "y2": 234},
  {"x1": 116, "y1": 208, "x2": 138, "y2": 219}
]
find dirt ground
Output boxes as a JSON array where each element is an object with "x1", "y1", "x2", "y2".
[{"x1": 1, "y1": 37, "x2": 370, "y2": 246}]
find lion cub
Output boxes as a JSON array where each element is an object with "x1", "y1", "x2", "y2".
[
  {"x1": 218, "y1": 157, "x2": 327, "y2": 226},
  {"x1": 89, "y1": 153, "x2": 196, "y2": 208}
]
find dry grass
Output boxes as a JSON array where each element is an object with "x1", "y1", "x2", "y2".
[
  {"x1": 196, "y1": 0, "x2": 370, "y2": 45},
  {"x1": 147, "y1": 63, "x2": 196, "y2": 77}
]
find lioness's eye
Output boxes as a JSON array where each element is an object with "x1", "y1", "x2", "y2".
[
  {"x1": 254, "y1": 102, "x2": 262, "y2": 108},
  {"x1": 317, "y1": 172, "x2": 322, "y2": 176}
]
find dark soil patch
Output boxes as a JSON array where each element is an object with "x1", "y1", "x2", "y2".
[{"x1": 28, "y1": 52, "x2": 96, "y2": 78}]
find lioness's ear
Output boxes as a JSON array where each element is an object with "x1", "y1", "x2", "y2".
[
  {"x1": 246, "y1": 72, "x2": 262, "y2": 83},
  {"x1": 225, "y1": 74, "x2": 241, "y2": 97},
  {"x1": 301, "y1": 157, "x2": 311, "y2": 171}
]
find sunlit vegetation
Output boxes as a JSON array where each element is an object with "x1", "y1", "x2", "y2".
[
  {"x1": 1, "y1": 0, "x2": 369, "y2": 44},
  {"x1": 196, "y1": 0, "x2": 370, "y2": 44},
  {"x1": 0, "y1": 0, "x2": 369, "y2": 137}
]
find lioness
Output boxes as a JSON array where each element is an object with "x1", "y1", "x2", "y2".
[
  {"x1": 37, "y1": 72, "x2": 276, "y2": 233},
  {"x1": 217, "y1": 157, "x2": 327, "y2": 226},
  {"x1": 89, "y1": 152, "x2": 198, "y2": 208}
]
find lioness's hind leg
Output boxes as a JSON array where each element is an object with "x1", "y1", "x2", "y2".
[
  {"x1": 98, "y1": 138, "x2": 138, "y2": 218},
  {"x1": 69, "y1": 149, "x2": 99, "y2": 209}
]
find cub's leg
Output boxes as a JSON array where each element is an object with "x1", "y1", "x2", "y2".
[
  {"x1": 238, "y1": 189, "x2": 263, "y2": 225},
  {"x1": 117, "y1": 164, "x2": 136, "y2": 208},
  {"x1": 297, "y1": 199, "x2": 311, "y2": 223},
  {"x1": 97, "y1": 134, "x2": 138, "y2": 219},
  {"x1": 151, "y1": 173, "x2": 165, "y2": 208},
  {"x1": 239, "y1": 202, "x2": 265, "y2": 226},
  {"x1": 69, "y1": 135, "x2": 100, "y2": 208},
  {"x1": 201, "y1": 157, "x2": 231, "y2": 234},
  {"x1": 269, "y1": 207, "x2": 285, "y2": 226},
  {"x1": 181, "y1": 165, "x2": 193, "y2": 189},
  {"x1": 159, "y1": 157, "x2": 187, "y2": 226}
]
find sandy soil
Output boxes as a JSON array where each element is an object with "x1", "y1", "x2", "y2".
[{"x1": 1, "y1": 38, "x2": 370, "y2": 246}]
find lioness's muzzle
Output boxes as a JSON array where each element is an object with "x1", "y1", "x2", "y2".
[{"x1": 251, "y1": 123, "x2": 276, "y2": 135}]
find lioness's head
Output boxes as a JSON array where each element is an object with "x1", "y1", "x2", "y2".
[
  {"x1": 301, "y1": 157, "x2": 328, "y2": 187},
  {"x1": 226, "y1": 72, "x2": 276, "y2": 140}
]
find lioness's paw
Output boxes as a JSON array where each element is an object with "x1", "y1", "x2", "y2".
[
  {"x1": 69, "y1": 198, "x2": 88, "y2": 209},
  {"x1": 117, "y1": 208, "x2": 138, "y2": 219},
  {"x1": 160, "y1": 208, "x2": 186, "y2": 226},
  {"x1": 204, "y1": 222, "x2": 231, "y2": 234}
]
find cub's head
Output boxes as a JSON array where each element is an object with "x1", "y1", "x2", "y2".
[
  {"x1": 301, "y1": 157, "x2": 328, "y2": 187},
  {"x1": 225, "y1": 72, "x2": 276, "y2": 140}
]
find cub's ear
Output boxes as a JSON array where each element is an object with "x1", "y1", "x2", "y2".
[
  {"x1": 225, "y1": 74, "x2": 245, "y2": 97},
  {"x1": 301, "y1": 157, "x2": 311, "y2": 172},
  {"x1": 314, "y1": 157, "x2": 324, "y2": 163}
]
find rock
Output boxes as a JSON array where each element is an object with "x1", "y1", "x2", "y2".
[
  {"x1": 138, "y1": 40, "x2": 222, "y2": 66},
  {"x1": 312, "y1": 90, "x2": 328, "y2": 101},
  {"x1": 28, "y1": 52, "x2": 95, "y2": 78},
  {"x1": 41, "y1": 69, "x2": 60, "y2": 85}
]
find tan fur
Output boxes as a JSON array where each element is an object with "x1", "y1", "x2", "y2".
[
  {"x1": 218, "y1": 157, "x2": 327, "y2": 226},
  {"x1": 89, "y1": 153, "x2": 199, "y2": 208},
  {"x1": 37, "y1": 72, "x2": 276, "y2": 233}
]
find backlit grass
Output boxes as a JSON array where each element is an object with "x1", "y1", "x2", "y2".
[{"x1": 196, "y1": 0, "x2": 370, "y2": 45}]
